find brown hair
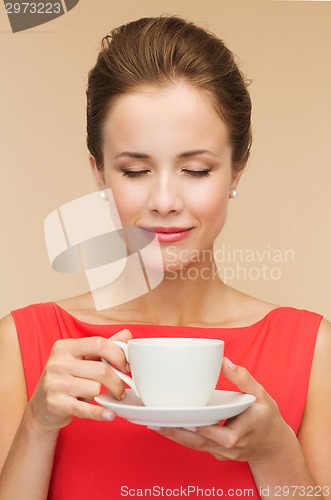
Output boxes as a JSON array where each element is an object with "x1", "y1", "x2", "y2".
[{"x1": 86, "y1": 15, "x2": 252, "y2": 172}]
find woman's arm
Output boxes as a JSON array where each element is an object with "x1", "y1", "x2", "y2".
[
  {"x1": 0, "y1": 314, "x2": 131, "y2": 499},
  {"x1": 297, "y1": 318, "x2": 331, "y2": 492},
  {"x1": 0, "y1": 407, "x2": 59, "y2": 500},
  {"x1": 153, "y1": 320, "x2": 331, "y2": 499},
  {"x1": 0, "y1": 314, "x2": 56, "y2": 499},
  {"x1": 250, "y1": 318, "x2": 331, "y2": 498}
]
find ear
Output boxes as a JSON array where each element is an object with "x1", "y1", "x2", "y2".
[
  {"x1": 89, "y1": 155, "x2": 106, "y2": 189},
  {"x1": 231, "y1": 153, "x2": 250, "y2": 190},
  {"x1": 230, "y1": 168, "x2": 243, "y2": 192}
]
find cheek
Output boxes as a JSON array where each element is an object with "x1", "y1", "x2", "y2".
[
  {"x1": 107, "y1": 181, "x2": 145, "y2": 222},
  {"x1": 118, "y1": 200, "x2": 142, "y2": 225},
  {"x1": 189, "y1": 182, "x2": 229, "y2": 221}
]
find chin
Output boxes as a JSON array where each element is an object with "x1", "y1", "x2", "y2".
[{"x1": 162, "y1": 260, "x2": 194, "y2": 274}]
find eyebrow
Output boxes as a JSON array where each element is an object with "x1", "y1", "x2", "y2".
[{"x1": 114, "y1": 149, "x2": 220, "y2": 160}]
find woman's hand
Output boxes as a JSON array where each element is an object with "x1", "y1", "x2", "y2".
[
  {"x1": 151, "y1": 358, "x2": 293, "y2": 465},
  {"x1": 26, "y1": 329, "x2": 132, "y2": 432}
]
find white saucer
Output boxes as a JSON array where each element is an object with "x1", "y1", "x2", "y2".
[{"x1": 94, "y1": 390, "x2": 256, "y2": 427}]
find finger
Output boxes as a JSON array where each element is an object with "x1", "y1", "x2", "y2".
[
  {"x1": 105, "y1": 329, "x2": 133, "y2": 371},
  {"x1": 70, "y1": 399, "x2": 116, "y2": 422},
  {"x1": 45, "y1": 374, "x2": 102, "y2": 401},
  {"x1": 185, "y1": 425, "x2": 254, "y2": 462},
  {"x1": 149, "y1": 427, "x2": 240, "y2": 461},
  {"x1": 67, "y1": 335, "x2": 130, "y2": 371},
  {"x1": 51, "y1": 333, "x2": 131, "y2": 369},
  {"x1": 70, "y1": 359, "x2": 126, "y2": 399},
  {"x1": 222, "y1": 358, "x2": 264, "y2": 400},
  {"x1": 66, "y1": 377, "x2": 102, "y2": 400},
  {"x1": 197, "y1": 423, "x2": 243, "y2": 449},
  {"x1": 110, "y1": 329, "x2": 132, "y2": 342},
  {"x1": 153, "y1": 427, "x2": 209, "y2": 450},
  {"x1": 51, "y1": 336, "x2": 112, "y2": 359}
]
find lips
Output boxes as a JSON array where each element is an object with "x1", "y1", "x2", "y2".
[{"x1": 140, "y1": 226, "x2": 194, "y2": 243}]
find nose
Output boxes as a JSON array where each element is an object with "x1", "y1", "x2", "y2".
[{"x1": 147, "y1": 172, "x2": 184, "y2": 216}]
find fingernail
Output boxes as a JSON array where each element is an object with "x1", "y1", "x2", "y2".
[
  {"x1": 147, "y1": 426, "x2": 161, "y2": 431},
  {"x1": 225, "y1": 357, "x2": 236, "y2": 370},
  {"x1": 125, "y1": 363, "x2": 130, "y2": 372},
  {"x1": 182, "y1": 426, "x2": 197, "y2": 432},
  {"x1": 101, "y1": 411, "x2": 114, "y2": 421},
  {"x1": 120, "y1": 391, "x2": 127, "y2": 400}
]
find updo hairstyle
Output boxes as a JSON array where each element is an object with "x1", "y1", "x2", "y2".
[{"x1": 86, "y1": 16, "x2": 252, "y2": 172}]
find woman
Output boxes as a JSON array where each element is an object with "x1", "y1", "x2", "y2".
[{"x1": 0, "y1": 15, "x2": 330, "y2": 500}]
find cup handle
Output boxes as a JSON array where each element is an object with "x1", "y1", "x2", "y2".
[{"x1": 102, "y1": 340, "x2": 140, "y2": 398}]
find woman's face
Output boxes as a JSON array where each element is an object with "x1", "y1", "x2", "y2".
[{"x1": 92, "y1": 82, "x2": 240, "y2": 272}]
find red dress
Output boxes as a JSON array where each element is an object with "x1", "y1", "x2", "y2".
[{"x1": 11, "y1": 303, "x2": 322, "y2": 500}]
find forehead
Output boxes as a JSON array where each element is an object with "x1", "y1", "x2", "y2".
[{"x1": 102, "y1": 83, "x2": 231, "y2": 156}]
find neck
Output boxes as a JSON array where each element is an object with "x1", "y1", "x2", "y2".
[{"x1": 118, "y1": 258, "x2": 231, "y2": 326}]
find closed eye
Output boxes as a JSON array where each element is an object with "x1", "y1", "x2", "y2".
[
  {"x1": 121, "y1": 169, "x2": 211, "y2": 179},
  {"x1": 182, "y1": 169, "x2": 211, "y2": 178},
  {"x1": 121, "y1": 170, "x2": 150, "y2": 178}
]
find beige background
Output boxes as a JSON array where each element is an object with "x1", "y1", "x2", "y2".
[{"x1": 0, "y1": 0, "x2": 330, "y2": 319}]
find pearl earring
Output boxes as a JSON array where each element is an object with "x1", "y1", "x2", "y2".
[
  {"x1": 230, "y1": 189, "x2": 239, "y2": 199},
  {"x1": 99, "y1": 189, "x2": 108, "y2": 201}
]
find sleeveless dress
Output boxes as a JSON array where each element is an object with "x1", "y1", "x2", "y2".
[{"x1": 11, "y1": 303, "x2": 322, "y2": 500}]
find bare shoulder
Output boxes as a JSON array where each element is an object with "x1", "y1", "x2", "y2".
[
  {"x1": 0, "y1": 314, "x2": 25, "y2": 383},
  {"x1": 298, "y1": 318, "x2": 331, "y2": 485},
  {"x1": 55, "y1": 293, "x2": 98, "y2": 322},
  {"x1": 55, "y1": 292, "x2": 93, "y2": 311},
  {"x1": 54, "y1": 293, "x2": 125, "y2": 324},
  {"x1": 0, "y1": 314, "x2": 27, "y2": 470},
  {"x1": 314, "y1": 316, "x2": 331, "y2": 355},
  {"x1": 305, "y1": 317, "x2": 331, "y2": 396},
  {"x1": 221, "y1": 287, "x2": 280, "y2": 327}
]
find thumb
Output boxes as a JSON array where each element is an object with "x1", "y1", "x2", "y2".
[
  {"x1": 222, "y1": 357, "x2": 264, "y2": 400},
  {"x1": 109, "y1": 329, "x2": 133, "y2": 342}
]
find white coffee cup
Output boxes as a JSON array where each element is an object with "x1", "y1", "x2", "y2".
[{"x1": 106, "y1": 338, "x2": 224, "y2": 407}]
